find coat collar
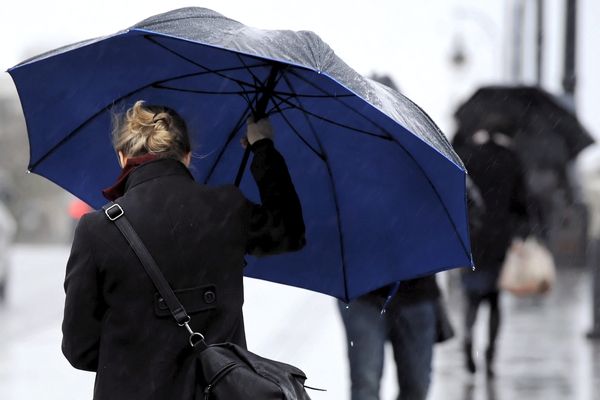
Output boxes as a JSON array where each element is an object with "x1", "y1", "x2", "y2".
[{"x1": 124, "y1": 158, "x2": 194, "y2": 193}]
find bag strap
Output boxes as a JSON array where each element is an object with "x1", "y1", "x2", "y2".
[{"x1": 102, "y1": 202, "x2": 205, "y2": 347}]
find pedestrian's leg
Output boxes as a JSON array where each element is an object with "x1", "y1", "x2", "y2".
[
  {"x1": 486, "y1": 292, "x2": 501, "y2": 377},
  {"x1": 338, "y1": 298, "x2": 387, "y2": 400},
  {"x1": 389, "y1": 301, "x2": 437, "y2": 400},
  {"x1": 464, "y1": 293, "x2": 480, "y2": 373}
]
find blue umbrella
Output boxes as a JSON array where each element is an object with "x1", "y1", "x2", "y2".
[{"x1": 8, "y1": 7, "x2": 471, "y2": 301}]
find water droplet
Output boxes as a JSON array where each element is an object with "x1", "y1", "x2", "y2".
[
  {"x1": 26, "y1": 170, "x2": 31, "y2": 174},
  {"x1": 350, "y1": 341, "x2": 354, "y2": 347},
  {"x1": 472, "y1": 265, "x2": 476, "y2": 271},
  {"x1": 345, "y1": 305, "x2": 349, "y2": 310}
]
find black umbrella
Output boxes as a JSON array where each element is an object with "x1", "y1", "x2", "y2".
[{"x1": 453, "y1": 85, "x2": 594, "y2": 161}]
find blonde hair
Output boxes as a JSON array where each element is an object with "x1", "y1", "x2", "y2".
[{"x1": 112, "y1": 100, "x2": 191, "y2": 160}]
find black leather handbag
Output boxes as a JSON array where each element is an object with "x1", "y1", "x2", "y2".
[{"x1": 103, "y1": 202, "x2": 314, "y2": 400}]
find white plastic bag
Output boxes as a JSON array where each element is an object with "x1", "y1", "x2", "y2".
[{"x1": 499, "y1": 237, "x2": 556, "y2": 296}]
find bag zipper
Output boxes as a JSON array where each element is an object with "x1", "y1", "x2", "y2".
[{"x1": 203, "y1": 363, "x2": 240, "y2": 400}]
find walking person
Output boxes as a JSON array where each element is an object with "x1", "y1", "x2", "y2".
[
  {"x1": 61, "y1": 101, "x2": 305, "y2": 399},
  {"x1": 455, "y1": 130, "x2": 530, "y2": 377},
  {"x1": 338, "y1": 276, "x2": 441, "y2": 400}
]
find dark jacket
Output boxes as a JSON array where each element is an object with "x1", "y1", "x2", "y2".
[
  {"x1": 457, "y1": 141, "x2": 529, "y2": 294},
  {"x1": 61, "y1": 139, "x2": 305, "y2": 399}
]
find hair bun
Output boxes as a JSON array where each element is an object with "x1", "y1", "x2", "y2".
[
  {"x1": 152, "y1": 112, "x2": 172, "y2": 130},
  {"x1": 112, "y1": 100, "x2": 191, "y2": 159}
]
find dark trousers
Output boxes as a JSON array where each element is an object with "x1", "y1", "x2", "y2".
[
  {"x1": 464, "y1": 291, "x2": 500, "y2": 354},
  {"x1": 338, "y1": 298, "x2": 437, "y2": 400}
]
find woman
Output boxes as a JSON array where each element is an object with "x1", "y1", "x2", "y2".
[
  {"x1": 456, "y1": 130, "x2": 529, "y2": 377},
  {"x1": 61, "y1": 101, "x2": 305, "y2": 399}
]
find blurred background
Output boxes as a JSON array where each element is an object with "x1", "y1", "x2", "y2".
[{"x1": 0, "y1": 1, "x2": 599, "y2": 399}]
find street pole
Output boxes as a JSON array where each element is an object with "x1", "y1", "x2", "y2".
[
  {"x1": 588, "y1": 238, "x2": 600, "y2": 339},
  {"x1": 562, "y1": 0, "x2": 577, "y2": 109},
  {"x1": 563, "y1": 0, "x2": 600, "y2": 340},
  {"x1": 511, "y1": 0, "x2": 525, "y2": 82},
  {"x1": 535, "y1": 0, "x2": 544, "y2": 85}
]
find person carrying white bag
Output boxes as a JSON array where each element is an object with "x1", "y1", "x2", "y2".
[{"x1": 455, "y1": 130, "x2": 531, "y2": 377}]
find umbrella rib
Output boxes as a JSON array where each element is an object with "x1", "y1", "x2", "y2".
[
  {"x1": 285, "y1": 75, "x2": 471, "y2": 276},
  {"x1": 268, "y1": 105, "x2": 295, "y2": 114},
  {"x1": 259, "y1": 67, "x2": 287, "y2": 118},
  {"x1": 285, "y1": 74, "x2": 470, "y2": 264},
  {"x1": 280, "y1": 77, "x2": 466, "y2": 254},
  {"x1": 27, "y1": 63, "x2": 270, "y2": 170},
  {"x1": 270, "y1": 92, "x2": 391, "y2": 140},
  {"x1": 286, "y1": 69, "x2": 392, "y2": 135},
  {"x1": 390, "y1": 139, "x2": 471, "y2": 261},
  {"x1": 234, "y1": 54, "x2": 262, "y2": 114},
  {"x1": 143, "y1": 35, "x2": 267, "y2": 90},
  {"x1": 202, "y1": 103, "x2": 254, "y2": 184},
  {"x1": 276, "y1": 92, "x2": 355, "y2": 99},
  {"x1": 202, "y1": 77, "x2": 266, "y2": 184},
  {"x1": 228, "y1": 55, "x2": 287, "y2": 119},
  {"x1": 280, "y1": 74, "x2": 326, "y2": 157},
  {"x1": 266, "y1": 93, "x2": 294, "y2": 115},
  {"x1": 236, "y1": 53, "x2": 262, "y2": 89},
  {"x1": 152, "y1": 85, "x2": 339, "y2": 116},
  {"x1": 152, "y1": 64, "x2": 266, "y2": 89},
  {"x1": 153, "y1": 84, "x2": 259, "y2": 96},
  {"x1": 270, "y1": 102, "x2": 326, "y2": 161},
  {"x1": 280, "y1": 75, "x2": 350, "y2": 301},
  {"x1": 31, "y1": 59, "x2": 280, "y2": 172}
]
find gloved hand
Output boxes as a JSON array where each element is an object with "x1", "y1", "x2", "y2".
[{"x1": 246, "y1": 117, "x2": 274, "y2": 146}]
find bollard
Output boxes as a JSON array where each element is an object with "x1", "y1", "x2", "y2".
[{"x1": 587, "y1": 237, "x2": 600, "y2": 339}]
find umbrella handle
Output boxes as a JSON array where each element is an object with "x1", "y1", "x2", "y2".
[
  {"x1": 253, "y1": 65, "x2": 281, "y2": 120},
  {"x1": 235, "y1": 65, "x2": 281, "y2": 187}
]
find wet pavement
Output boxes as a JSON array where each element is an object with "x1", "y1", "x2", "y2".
[
  {"x1": 429, "y1": 269, "x2": 600, "y2": 400},
  {"x1": 0, "y1": 245, "x2": 598, "y2": 399}
]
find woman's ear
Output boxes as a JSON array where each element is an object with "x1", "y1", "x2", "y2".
[
  {"x1": 182, "y1": 152, "x2": 192, "y2": 167},
  {"x1": 118, "y1": 151, "x2": 127, "y2": 168}
]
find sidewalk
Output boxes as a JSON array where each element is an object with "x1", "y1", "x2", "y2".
[
  {"x1": 0, "y1": 245, "x2": 598, "y2": 399},
  {"x1": 429, "y1": 268, "x2": 600, "y2": 400}
]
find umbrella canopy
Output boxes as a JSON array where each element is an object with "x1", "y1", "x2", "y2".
[
  {"x1": 453, "y1": 85, "x2": 594, "y2": 162},
  {"x1": 8, "y1": 7, "x2": 471, "y2": 301}
]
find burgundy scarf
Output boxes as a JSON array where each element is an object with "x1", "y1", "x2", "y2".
[{"x1": 102, "y1": 154, "x2": 159, "y2": 201}]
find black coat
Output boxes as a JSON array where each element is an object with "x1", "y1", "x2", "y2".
[
  {"x1": 61, "y1": 139, "x2": 305, "y2": 399},
  {"x1": 456, "y1": 141, "x2": 529, "y2": 294}
]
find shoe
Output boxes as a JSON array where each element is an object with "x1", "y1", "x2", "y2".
[{"x1": 464, "y1": 340, "x2": 476, "y2": 374}]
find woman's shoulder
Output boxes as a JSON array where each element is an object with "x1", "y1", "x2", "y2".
[{"x1": 75, "y1": 208, "x2": 109, "y2": 232}]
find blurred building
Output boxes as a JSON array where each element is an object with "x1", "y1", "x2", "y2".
[{"x1": 0, "y1": 75, "x2": 71, "y2": 243}]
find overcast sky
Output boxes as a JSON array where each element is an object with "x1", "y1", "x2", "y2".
[{"x1": 2, "y1": 0, "x2": 599, "y2": 146}]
